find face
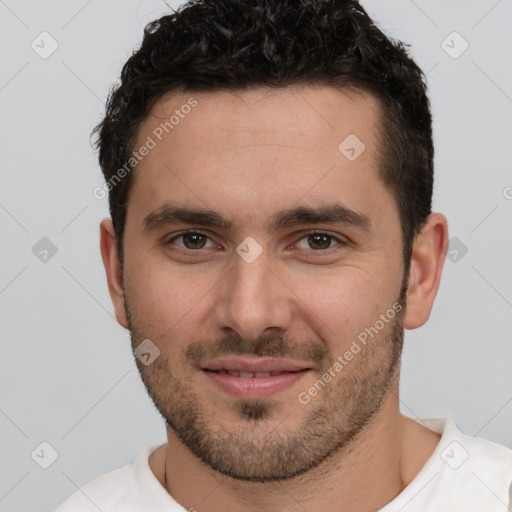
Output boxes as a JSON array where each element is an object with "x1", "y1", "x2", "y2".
[{"x1": 119, "y1": 85, "x2": 408, "y2": 481}]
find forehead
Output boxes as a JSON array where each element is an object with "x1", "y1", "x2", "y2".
[
  {"x1": 136, "y1": 84, "x2": 382, "y2": 157},
  {"x1": 128, "y1": 85, "x2": 394, "y2": 233}
]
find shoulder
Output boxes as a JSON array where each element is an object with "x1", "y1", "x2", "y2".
[
  {"x1": 440, "y1": 417, "x2": 512, "y2": 470},
  {"x1": 405, "y1": 418, "x2": 512, "y2": 510},
  {"x1": 382, "y1": 417, "x2": 512, "y2": 512},
  {"x1": 438, "y1": 418, "x2": 512, "y2": 508},
  {"x1": 54, "y1": 445, "x2": 162, "y2": 512}
]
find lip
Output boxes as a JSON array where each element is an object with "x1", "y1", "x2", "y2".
[
  {"x1": 201, "y1": 357, "x2": 312, "y2": 399},
  {"x1": 203, "y1": 369, "x2": 311, "y2": 399},
  {"x1": 202, "y1": 356, "x2": 311, "y2": 373}
]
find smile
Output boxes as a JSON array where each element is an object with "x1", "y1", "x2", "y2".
[
  {"x1": 207, "y1": 369, "x2": 300, "y2": 378},
  {"x1": 202, "y1": 367, "x2": 311, "y2": 399}
]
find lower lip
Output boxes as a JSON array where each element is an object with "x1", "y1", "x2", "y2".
[{"x1": 202, "y1": 369, "x2": 310, "y2": 399}]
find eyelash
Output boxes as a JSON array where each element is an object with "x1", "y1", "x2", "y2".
[{"x1": 165, "y1": 229, "x2": 347, "y2": 255}]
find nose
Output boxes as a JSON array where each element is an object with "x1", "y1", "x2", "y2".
[{"x1": 213, "y1": 246, "x2": 293, "y2": 341}]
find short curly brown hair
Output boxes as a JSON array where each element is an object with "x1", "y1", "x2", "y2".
[{"x1": 92, "y1": 0, "x2": 433, "y2": 272}]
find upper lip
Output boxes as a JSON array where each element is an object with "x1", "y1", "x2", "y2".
[{"x1": 202, "y1": 357, "x2": 311, "y2": 373}]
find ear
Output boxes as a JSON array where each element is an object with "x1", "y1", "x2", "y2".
[
  {"x1": 403, "y1": 213, "x2": 449, "y2": 330},
  {"x1": 99, "y1": 218, "x2": 129, "y2": 329}
]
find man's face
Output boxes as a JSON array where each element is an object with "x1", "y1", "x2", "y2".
[{"x1": 120, "y1": 85, "x2": 407, "y2": 481}]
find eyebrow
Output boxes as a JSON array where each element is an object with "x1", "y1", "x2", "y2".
[{"x1": 142, "y1": 202, "x2": 371, "y2": 234}]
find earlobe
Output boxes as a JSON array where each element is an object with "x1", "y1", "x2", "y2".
[
  {"x1": 403, "y1": 213, "x2": 449, "y2": 330},
  {"x1": 99, "y1": 218, "x2": 129, "y2": 329}
]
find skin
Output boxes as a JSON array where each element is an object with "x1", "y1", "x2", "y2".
[{"x1": 100, "y1": 84, "x2": 448, "y2": 512}]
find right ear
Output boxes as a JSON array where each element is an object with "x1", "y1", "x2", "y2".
[{"x1": 99, "y1": 218, "x2": 129, "y2": 329}]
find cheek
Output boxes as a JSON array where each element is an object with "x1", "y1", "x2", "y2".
[
  {"x1": 124, "y1": 256, "x2": 217, "y2": 334},
  {"x1": 123, "y1": 257, "x2": 172, "y2": 330},
  {"x1": 291, "y1": 266, "x2": 397, "y2": 348}
]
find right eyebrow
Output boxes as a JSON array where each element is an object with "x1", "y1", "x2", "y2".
[{"x1": 143, "y1": 205, "x2": 233, "y2": 233}]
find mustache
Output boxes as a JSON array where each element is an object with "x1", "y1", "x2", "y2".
[{"x1": 184, "y1": 332, "x2": 329, "y2": 368}]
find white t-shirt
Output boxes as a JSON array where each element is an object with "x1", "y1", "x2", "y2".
[{"x1": 54, "y1": 417, "x2": 512, "y2": 512}]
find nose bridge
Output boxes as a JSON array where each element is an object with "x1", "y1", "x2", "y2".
[{"x1": 213, "y1": 245, "x2": 292, "y2": 340}]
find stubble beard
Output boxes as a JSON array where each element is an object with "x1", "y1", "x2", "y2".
[{"x1": 125, "y1": 288, "x2": 406, "y2": 482}]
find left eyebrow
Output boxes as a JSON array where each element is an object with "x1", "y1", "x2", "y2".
[{"x1": 142, "y1": 202, "x2": 371, "y2": 234}]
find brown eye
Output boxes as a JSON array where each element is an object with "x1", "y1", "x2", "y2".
[
  {"x1": 295, "y1": 231, "x2": 344, "y2": 251},
  {"x1": 181, "y1": 233, "x2": 207, "y2": 249},
  {"x1": 167, "y1": 231, "x2": 214, "y2": 251},
  {"x1": 307, "y1": 233, "x2": 333, "y2": 250}
]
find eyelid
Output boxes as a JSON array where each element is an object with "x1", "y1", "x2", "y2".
[
  {"x1": 166, "y1": 229, "x2": 216, "y2": 248},
  {"x1": 165, "y1": 229, "x2": 348, "y2": 254},
  {"x1": 292, "y1": 229, "x2": 348, "y2": 251}
]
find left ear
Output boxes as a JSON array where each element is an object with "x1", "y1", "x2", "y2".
[{"x1": 403, "y1": 213, "x2": 449, "y2": 330}]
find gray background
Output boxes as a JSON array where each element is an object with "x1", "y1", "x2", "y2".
[{"x1": 0, "y1": 0, "x2": 511, "y2": 510}]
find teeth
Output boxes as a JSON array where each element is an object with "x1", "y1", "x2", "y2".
[
  {"x1": 221, "y1": 370, "x2": 277, "y2": 378},
  {"x1": 210, "y1": 369, "x2": 304, "y2": 377}
]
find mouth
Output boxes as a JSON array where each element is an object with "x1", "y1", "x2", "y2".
[
  {"x1": 201, "y1": 358, "x2": 312, "y2": 399},
  {"x1": 203, "y1": 369, "x2": 307, "y2": 378}
]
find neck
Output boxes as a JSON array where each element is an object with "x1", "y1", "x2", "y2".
[{"x1": 151, "y1": 377, "x2": 440, "y2": 512}]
